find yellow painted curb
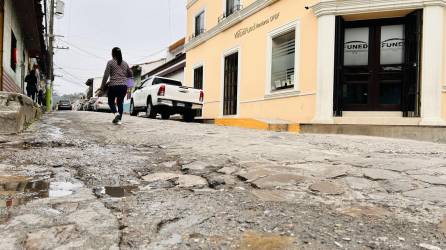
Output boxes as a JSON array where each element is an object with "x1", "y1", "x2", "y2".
[{"x1": 214, "y1": 118, "x2": 300, "y2": 133}]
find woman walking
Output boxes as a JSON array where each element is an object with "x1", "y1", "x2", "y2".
[{"x1": 98, "y1": 47, "x2": 133, "y2": 125}]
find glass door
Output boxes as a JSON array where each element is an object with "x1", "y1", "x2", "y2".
[
  {"x1": 337, "y1": 16, "x2": 418, "y2": 112},
  {"x1": 342, "y1": 26, "x2": 371, "y2": 110}
]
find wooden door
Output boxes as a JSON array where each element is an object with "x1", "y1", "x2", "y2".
[{"x1": 223, "y1": 52, "x2": 238, "y2": 116}]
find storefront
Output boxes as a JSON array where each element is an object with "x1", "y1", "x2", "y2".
[{"x1": 185, "y1": 0, "x2": 446, "y2": 126}]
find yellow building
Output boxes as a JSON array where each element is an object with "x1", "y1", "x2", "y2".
[{"x1": 185, "y1": 0, "x2": 446, "y2": 127}]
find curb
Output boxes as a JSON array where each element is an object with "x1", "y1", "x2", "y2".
[
  {"x1": 0, "y1": 92, "x2": 41, "y2": 135},
  {"x1": 214, "y1": 118, "x2": 300, "y2": 132}
]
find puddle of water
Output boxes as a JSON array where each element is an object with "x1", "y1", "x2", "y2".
[
  {"x1": 0, "y1": 176, "x2": 82, "y2": 211},
  {"x1": 95, "y1": 186, "x2": 139, "y2": 198},
  {"x1": 0, "y1": 176, "x2": 50, "y2": 223},
  {"x1": 49, "y1": 182, "x2": 83, "y2": 197},
  {"x1": 238, "y1": 231, "x2": 294, "y2": 250},
  {"x1": 105, "y1": 186, "x2": 139, "y2": 198},
  {"x1": 0, "y1": 177, "x2": 50, "y2": 208}
]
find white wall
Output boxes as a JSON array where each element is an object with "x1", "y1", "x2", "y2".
[
  {"x1": 93, "y1": 77, "x2": 102, "y2": 96},
  {"x1": 2, "y1": 0, "x2": 30, "y2": 92},
  {"x1": 164, "y1": 69, "x2": 185, "y2": 82}
]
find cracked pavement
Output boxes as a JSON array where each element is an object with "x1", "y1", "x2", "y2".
[{"x1": 0, "y1": 111, "x2": 445, "y2": 249}]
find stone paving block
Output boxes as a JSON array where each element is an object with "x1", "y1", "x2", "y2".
[
  {"x1": 176, "y1": 175, "x2": 208, "y2": 189},
  {"x1": 160, "y1": 161, "x2": 178, "y2": 168},
  {"x1": 24, "y1": 224, "x2": 83, "y2": 249},
  {"x1": 237, "y1": 168, "x2": 277, "y2": 182},
  {"x1": 419, "y1": 243, "x2": 442, "y2": 250},
  {"x1": 309, "y1": 181, "x2": 344, "y2": 195},
  {"x1": 142, "y1": 173, "x2": 180, "y2": 183},
  {"x1": 412, "y1": 175, "x2": 446, "y2": 186},
  {"x1": 323, "y1": 167, "x2": 349, "y2": 179},
  {"x1": 217, "y1": 166, "x2": 238, "y2": 175},
  {"x1": 403, "y1": 187, "x2": 446, "y2": 202},
  {"x1": 439, "y1": 217, "x2": 446, "y2": 236},
  {"x1": 380, "y1": 179, "x2": 418, "y2": 193},
  {"x1": 344, "y1": 177, "x2": 376, "y2": 190},
  {"x1": 181, "y1": 161, "x2": 213, "y2": 174},
  {"x1": 251, "y1": 174, "x2": 305, "y2": 189},
  {"x1": 251, "y1": 190, "x2": 304, "y2": 202},
  {"x1": 363, "y1": 169, "x2": 402, "y2": 180}
]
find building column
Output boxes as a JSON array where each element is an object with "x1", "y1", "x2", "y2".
[
  {"x1": 420, "y1": 5, "x2": 446, "y2": 126},
  {"x1": 0, "y1": 1, "x2": 3, "y2": 91},
  {"x1": 312, "y1": 14, "x2": 336, "y2": 124}
]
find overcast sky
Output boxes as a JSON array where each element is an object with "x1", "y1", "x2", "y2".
[{"x1": 53, "y1": 0, "x2": 187, "y2": 95}]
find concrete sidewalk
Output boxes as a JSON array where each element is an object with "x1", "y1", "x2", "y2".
[{"x1": 0, "y1": 92, "x2": 41, "y2": 134}]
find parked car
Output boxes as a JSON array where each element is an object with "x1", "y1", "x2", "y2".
[
  {"x1": 72, "y1": 99, "x2": 84, "y2": 111},
  {"x1": 57, "y1": 100, "x2": 72, "y2": 111},
  {"x1": 93, "y1": 97, "x2": 111, "y2": 112},
  {"x1": 83, "y1": 97, "x2": 98, "y2": 111},
  {"x1": 130, "y1": 77, "x2": 203, "y2": 121}
]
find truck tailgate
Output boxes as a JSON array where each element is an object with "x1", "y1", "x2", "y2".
[{"x1": 164, "y1": 85, "x2": 202, "y2": 104}]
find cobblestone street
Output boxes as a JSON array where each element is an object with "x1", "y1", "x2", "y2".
[{"x1": 1, "y1": 112, "x2": 445, "y2": 249}]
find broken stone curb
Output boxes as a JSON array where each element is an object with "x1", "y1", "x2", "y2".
[{"x1": 0, "y1": 92, "x2": 41, "y2": 135}]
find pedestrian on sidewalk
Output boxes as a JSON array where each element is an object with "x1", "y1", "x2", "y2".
[
  {"x1": 25, "y1": 70, "x2": 38, "y2": 102},
  {"x1": 38, "y1": 89, "x2": 44, "y2": 106},
  {"x1": 97, "y1": 47, "x2": 133, "y2": 125}
]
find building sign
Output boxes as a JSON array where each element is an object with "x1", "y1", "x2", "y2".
[
  {"x1": 344, "y1": 27, "x2": 369, "y2": 66},
  {"x1": 380, "y1": 25, "x2": 404, "y2": 65},
  {"x1": 235, "y1": 13, "x2": 280, "y2": 39}
]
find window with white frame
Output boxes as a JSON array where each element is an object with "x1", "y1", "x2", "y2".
[
  {"x1": 195, "y1": 11, "x2": 205, "y2": 36},
  {"x1": 226, "y1": 0, "x2": 241, "y2": 16},
  {"x1": 270, "y1": 29, "x2": 296, "y2": 91}
]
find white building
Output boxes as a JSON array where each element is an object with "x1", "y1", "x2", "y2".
[{"x1": 0, "y1": 0, "x2": 47, "y2": 93}]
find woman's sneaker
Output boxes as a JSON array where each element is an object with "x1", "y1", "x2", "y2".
[{"x1": 112, "y1": 115, "x2": 120, "y2": 124}]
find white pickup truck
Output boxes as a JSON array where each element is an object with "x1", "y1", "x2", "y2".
[{"x1": 130, "y1": 76, "x2": 203, "y2": 121}]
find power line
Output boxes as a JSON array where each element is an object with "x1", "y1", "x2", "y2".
[
  {"x1": 131, "y1": 48, "x2": 166, "y2": 65},
  {"x1": 55, "y1": 75, "x2": 86, "y2": 88},
  {"x1": 55, "y1": 72, "x2": 84, "y2": 84},
  {"x1": 53, "y1": 63, "x2": 103, "y2": 71},
  {"x1": 58, "y1": 39, "x2": 107, "y2": 61},
  {"x1": 55, "y1": 66, "x2": 102, "y2": 72},
  {"x1": 54, "y1": 64, "x2": 90, "y2": 81},
  {"x1": 57, "y1": 69, "x2": 83, "y2": 81},
  {"x1": 58, "y1": 36, "x2": 168, "y2": 66}
]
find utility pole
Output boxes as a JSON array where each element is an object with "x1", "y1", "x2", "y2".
[{"x1": 46, "y1": 0, "x2": 55, "y2": 112}]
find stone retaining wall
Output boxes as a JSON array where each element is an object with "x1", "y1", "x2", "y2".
[{"x1": 0, "y1": 92, "x2": 41, "y2": 134}]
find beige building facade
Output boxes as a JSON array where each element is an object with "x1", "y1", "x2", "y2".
[{"x1": 185, "y1": 0, "x2": 446, "y2": 126}]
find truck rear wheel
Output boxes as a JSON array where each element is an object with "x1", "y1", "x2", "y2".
[
  {"x1": 183, "y1": 110, "x2": 195, "y2": 122},
  {"x1": 161, "y1": 112, "x2": 170, "y2": 120},
  {"x1": 130, "y1": 101, "x2": 138, "y2": 116},
  {"x1": 146, "y1": 98, "x2": 157, "y2": 119}
]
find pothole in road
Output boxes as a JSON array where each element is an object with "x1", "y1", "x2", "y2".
[
  {"x1": 337, "y1": 206, "x2": 389, "y2": 218},
  {"x1": 1, "y1": 176, "x2": 50, "y2": 223},
  {"x1": 0, "y1": 140, "x2": 77, "y2": 149},
  {"x1": 0, "y1": 175, "x2": 83, "y2": 223},
  {"x1": 93, "y1": 186, "x2": 139, "y2": 198},
  {"x1": 237, "y1": 231, "x2": 295, "y2": 250}
]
